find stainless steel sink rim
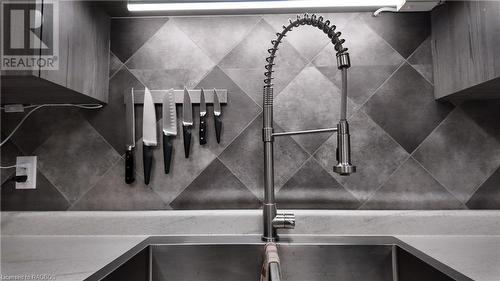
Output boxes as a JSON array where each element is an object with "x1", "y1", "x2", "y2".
[{"x1": 86, "y1": 235, "x2": 473, "y2": 281}]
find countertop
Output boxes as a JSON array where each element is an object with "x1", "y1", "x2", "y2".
[{"x1": 2, "y1": 210, "x2": 500, "y2": 281}]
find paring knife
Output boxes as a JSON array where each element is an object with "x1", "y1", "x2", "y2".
[
  {"x1": 142, "y1": 87, "x2": 157, "y2": 185},
  {"x1": 162, "y1": 89, "x2": 177, "y2": 174},
  {"x1": 182, "y1": 88, "x2": 193, "y2": 158},
  {"x1": 199, "y1": 88, "x2": 207, "y2": 145},
  {"x1": 213, "y1": 89, "x2": 222, "y2": 143},
  {"x1": 124, "y1": 90, "x2": 135, "y2": 184}
]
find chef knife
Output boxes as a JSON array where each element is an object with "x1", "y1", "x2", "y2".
[
  {"x1": 124, "y1": 90, "x2": 135, "y2": 184},
  {"x1": 213, "y1": 89, "x2": 222, "y2": 143},
  {"x1": 162, "y1": 89, "x2": 177, "y2": 174},
  {"x1": 182, "y1": 88, "x2": 193, "y2": 158},
  {"x1": 199, "y1": 88, "x2": 207, "y2": 145},
  {"x1": 142, "y1": 87, "x2": 157, "y2": 185}
]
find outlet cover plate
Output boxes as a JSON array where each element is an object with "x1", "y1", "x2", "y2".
[{"x1": 15, "y1": 156, "x2": 37, "y2": 189}]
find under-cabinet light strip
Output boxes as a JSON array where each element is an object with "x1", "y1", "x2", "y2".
[{"x1": 127, "y1": 0, "x2": 405, "y2": 12}]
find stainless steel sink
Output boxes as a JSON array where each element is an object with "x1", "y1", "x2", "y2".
[{"x1": 86, "y1": 236, "x2": 472, "y2": 281}]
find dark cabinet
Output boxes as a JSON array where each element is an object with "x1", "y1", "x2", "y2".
[
  {"x1": 431, "y1": 1, "x2": 500, "y2": 100},
  {"x1": 1, "y1": 1, "x2": 110, "y2": 104}
]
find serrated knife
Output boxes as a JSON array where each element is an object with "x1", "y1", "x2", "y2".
[
  {"x1": 124, "y1": 89, "x2": 135, "y2": 184},
  {"x1": 213, "y1": 89, "x2": 222, "y2": 143},
  {"x1": 162, "y1": 89, "x2": 177, "y2": 174},
  {"x1": 182, "y1": 88, "x2": 193, "y2": 158},
  {"x1": 199, "y1": 88, "x2": 207, "y2": 145},
  {"x1": 142, "y1": 87, "x2": 157, "y2": 185}
]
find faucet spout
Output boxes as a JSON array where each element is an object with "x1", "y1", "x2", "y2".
[{"x1": 261, "y1": 13, "x2": 356, "y2": 242}]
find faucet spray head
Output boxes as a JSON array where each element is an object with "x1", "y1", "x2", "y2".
[{"x1": 334, "y1": 120, "x2": 356, "y2": 175}]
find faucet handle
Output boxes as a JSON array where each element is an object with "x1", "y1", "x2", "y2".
[{"x1": 272, "y1": 213, "x2": 295, "y2": 229}]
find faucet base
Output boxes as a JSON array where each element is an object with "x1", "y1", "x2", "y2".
[{"x1": 333, "y1": 164, "x2": 356, "y2": 176}]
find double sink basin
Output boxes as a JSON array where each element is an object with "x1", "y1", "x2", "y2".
[{"x1": 86, "y1": 236, "x2": 471, "y2": 281}]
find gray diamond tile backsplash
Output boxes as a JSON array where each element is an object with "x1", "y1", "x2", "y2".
[
  {"x1": 274, "y1": 66, "x2": 355, "y2": 154},
  {"x1": 2, "y1": 170, "x2": 70, "y2": 211},
  {"x1": 361, "y1": 12, "x2": 430, "y2": 59},
  {"x1": 466, "y1": 167, "x2": 500, "y2": 209},
  {"x1": 170, "y1": 159, "x2": 261, "y2": 209},
  {"x1": 2, "y1": 12, "x2": 500, "y2": 210},
  {"x1": 126, "y1": 20, "x2": 216, "y2": 89},
  {"x1": 110, "y1": 17, "x2": 169, "y2": 63},
  {"x1": 173, "y1": 16, "x2": 261, "y2": 64},
  {"x1": 34, "y1": 111, "x2": 121, "y2": 203},
  {"x1": 313, "y1": 15, "x2": 404, "y2": 105},
  {"x1": 363, "y1": 63, "x2": 454, "y2": 153},
  {"x1": 360, "y1": 157, "x2": 464, "y2": 210},
  {"x1": 413, "y1": 108, "x2": 500, "y2": 203},
  {"x1": 407, "y1": 37, "x2": 433, "y2": 84},
  {"x1": 219, "y1": 114, "x2": 309, "y2": 200},
  {"x1": 194, "y1": 66, "x2": 261, "y2": 155},
  {"x1": 277, "y1": 158, "x2": 360, "y2": 209},
  {"x1": 314, "y1": 111, "x2": 409, "y2": 202},
  {"x1": 70, "y1": 159, "x2": 169, "y2": 210}
]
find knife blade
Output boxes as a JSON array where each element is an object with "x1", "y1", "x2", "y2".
[
  {"x1": 124, "y1": 89, "x2": 135, "y2": 184},
  {"x1": 182, "y1": 88, "x2": 193, "y2": 158},
  {"x1": 199, "y1": 88, "x2": 207, "y2": 145},
  {"x1": 213, "y1": 88, "x2": 222, "y2": 144},
  {"x1": 162, "y1": 89, "x2": 177, "y2": 174},
  {"x1": 142, "y1": 87, "x2": 157, "y2": 185}
]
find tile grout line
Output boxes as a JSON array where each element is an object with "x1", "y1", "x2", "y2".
[
  {"x1": 465, "y1": 166, "x2": 498, "y2": 207},
  {"x1": 120, "y1": 18, "x2": 171, "y2": 67},
  {"x1": 348, "y1": 111, "x2": 411, "y2": 207},
  {"x1": 409, "y1": 107, "x2": 457, "y2": 156},
  {"x1": 67, "y1": 156, "x2": 123, "y2": 210},
  {"x1": 309, "y1": 156, "x2": 362, "y2": 207},
  {"x1": 357, "y1": 61, "x2": 406, "y2": 112},
  {"x1": 77, "y1": 110, "x2": 125, "y2": 161},
  {"x1": 219, "y1": 68, "x2": 262, "y2": 109},
  {"x1": 362, "y1": 13, "x2": 424, "y2": 67},
  {"x1": 168, "y1": 18, "x2": 218, "y2": 73},
  {"x1": 35, "y1": 112, "x2": 122, "y2": 207},
  {"x1": 409, "y1": 155, "x2": 468, "y2": 209},
  {"x1": 215, "y1": 155, "x2": 263, "y2": 203},
  {"x1": 173, "y1": 15, "x2": 263, "y2": 68},
  {"x1": 455, "y1": 103, "x2": 500, "y2": 204},
  {"x1": 108, "y1": 50, "x2": 125, "y2": 80},
  {"x1": 407, "y1": 107, "x2": 471, "y2": 207},
  {"x1": 30, "y1": 111, "x2": 89, "y2": 206},
  {"x1": 405, "y1": 36, "x2": 434, "y2": 86},
  {"x1": 274, "y1": 154, "x2": 312, "y2": 194},
  {"x1": 357, "y1": 153, "x2": 411, "y2": 209},
  {"x1": 272, "y1": 61, "x2": 354, "y2": 157},
  {"x1": 164, "y1": 151, "x2": 219, "y2": 208},
  {"x1": 217, "y1": 66, "x2": 263, "y2": 110},
  {"x1": 213, "y1": 113, "x2": 264, "y2": 199},
  {"x1": 212, "y1": 111, "x2": 262, "y2": 159}
]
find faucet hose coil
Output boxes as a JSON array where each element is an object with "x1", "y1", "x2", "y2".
[{"x1": 263, "y1": 13, "x2": 350, "y2": 87}]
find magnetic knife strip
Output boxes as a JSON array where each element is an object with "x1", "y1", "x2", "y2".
[{"x1": 127, "y1": 88, "x2": 228, "y2": 104}]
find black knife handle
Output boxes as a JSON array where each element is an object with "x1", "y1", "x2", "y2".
[
  {"x1": 183, "y1": 126, "x2": 192, "y2": 158},
  {"x1": 143, "y1": 145, "x2": 154, "y2": 185},
  {"x1": 163, "y1": 135, "x2": 173, "y2": 174},
  {"x1": 199, "y1": 115, "x2": 207, "y2": 145},
  {"x1": 125, "y1": 149, "x2": 135, "y2": 184},
  {"x1": 214, "y1": 115, "x2": 222, "y2": 143}
]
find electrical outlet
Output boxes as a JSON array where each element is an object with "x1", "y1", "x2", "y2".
[
  {"x1": 15, "y1": 156, "x2": 37, "y2": 189},
  {"x1": 4, "y1": 104, "x2": 25, "y2": 113}
]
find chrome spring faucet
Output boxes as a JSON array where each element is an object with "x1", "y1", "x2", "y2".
[{"x1": 262, "y1": 14, "x2": 356, "y2": 242}]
